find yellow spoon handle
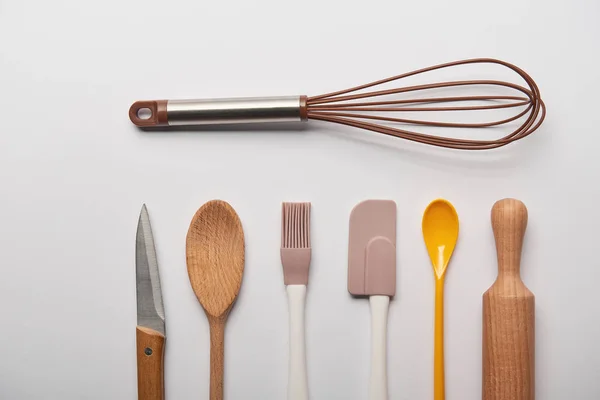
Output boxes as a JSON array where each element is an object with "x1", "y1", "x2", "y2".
[{"x1": 434, "y1": 278, "x2": 445, "y2": 400}]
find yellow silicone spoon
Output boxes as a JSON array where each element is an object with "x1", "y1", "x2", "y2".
[{"x1": 422, "y1": 199, "x2": 459, "y2": 400}]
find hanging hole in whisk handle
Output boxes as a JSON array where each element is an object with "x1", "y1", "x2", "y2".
[{"x1": 129, "y1": 100, "x2": 168, "y2": 127}]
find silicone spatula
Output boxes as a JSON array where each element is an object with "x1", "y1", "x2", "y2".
[{"x1": 348, "y1": 200, "x2": 397, "y2": 400}]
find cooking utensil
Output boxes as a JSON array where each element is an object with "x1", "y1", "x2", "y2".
[
  {"x1": 422, "y1": 199, "x2": 459, "y2": 400},
  {"x1": 129, "y1": 58, "x2": 545, "y2": 150},
  {"x1": 136, "y1": 204, "x2": 166, "y2": 400},
  {"x1": 348, "y1": 200, "x2": 396, "y2": 400},
  {"x1": 186, "y1": 200, "x2": 245, "y2": 400},
  {"x1": 483, "y1": 198, "x2": 534, "y2": 400},
  {"x1": 280, "y1": 202, "x2": 312, "y2": 400}
]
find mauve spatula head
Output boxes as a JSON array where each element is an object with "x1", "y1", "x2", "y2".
[{"x1": 348, "y1": 200, "x2": 397, "y2": 297}]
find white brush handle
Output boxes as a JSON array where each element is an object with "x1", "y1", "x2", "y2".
[
  {"x1": 287, "y1": 285, "x2": 308, "y2": 400},
  {"x1": 369, "y1": 295, "x2": 390, "y2": 400}
]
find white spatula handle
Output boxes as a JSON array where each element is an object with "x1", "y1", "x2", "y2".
[
  {"x1": 287, "y1": 285, "x2": 308, "y2": 400},
  {"x1": 369, "y1": 295, "x2": 390, "y2": 400}
]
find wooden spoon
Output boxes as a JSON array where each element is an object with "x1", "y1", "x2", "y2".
[{"x1": 186, "y1": 200, "x2": 245, "y2": 400}]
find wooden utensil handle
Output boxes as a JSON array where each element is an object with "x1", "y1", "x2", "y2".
[
  {"x1": 484, "y1": 198, "x2": 534, "y2": 400},
  {"x1": 483, "y1": 295, "x2": 534, "y2": 399},
  {"x1": 136, "y1": 326, "x2": 165, "y2": 400},
  {"x1": 491, "y1": 198, "x2": 528, "y2": 277},
  {"x1": 209, "y1": 317, "x2": 226, "y2": 400}
]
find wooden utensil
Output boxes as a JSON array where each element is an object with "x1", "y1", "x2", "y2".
[
  {"x1": 422, "y1": 199, "x2": 459, "y2": 400},
  {"x1": 483, "y1": 198, "x2": 534, "y2": 400},
  {"x1": 186, "y1": 200, "x2": 245, "y2": 400}
]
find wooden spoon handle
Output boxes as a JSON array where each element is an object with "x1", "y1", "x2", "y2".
[
  {"x1": 209, "y1": 317, "x2": 226, "y2": 400},
  {"x1": 491, "y1": 198, "x2": 528, "y2": 277},
  {"x1": 136, "y1": 327, "x2": 165, "y2": 400}
]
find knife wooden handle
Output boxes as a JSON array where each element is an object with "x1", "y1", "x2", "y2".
[
  {"x1": 483, "y1": 199, "x2": 534, "y2": 400},
  {"x1": 136, "y1": 326, "x2": 165, "y2": 400}
]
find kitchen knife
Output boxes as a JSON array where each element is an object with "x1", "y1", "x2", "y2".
[{"x1": 136, "y1": 204, "x2": 166, "y2": 400}]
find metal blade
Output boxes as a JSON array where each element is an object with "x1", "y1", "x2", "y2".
[{"x1": 136, "y1": 204, "x2": 165, "y2": 336}]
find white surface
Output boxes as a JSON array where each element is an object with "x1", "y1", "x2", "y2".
[
  {"x1": 0, "y1": 0, "x2": 599, "y2": 399},
  {"x1": 286, "y1": 285, "x2": 308, "y2": 400},
  {"x1": 369, "y1": 295, "x2": 390, "y2": 400}
]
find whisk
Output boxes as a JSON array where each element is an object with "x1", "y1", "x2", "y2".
[{"x1": 128, "y1": 58, "x2": 545, "y2": 150}]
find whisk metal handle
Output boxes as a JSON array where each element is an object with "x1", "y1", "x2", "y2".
[{"x1": 129, "y1": 96, "x2": 307, "y2": 127}]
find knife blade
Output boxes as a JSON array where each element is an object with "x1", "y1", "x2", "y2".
[{"x1": 136, "y1": 204, "x2": 165, "y2": 400}]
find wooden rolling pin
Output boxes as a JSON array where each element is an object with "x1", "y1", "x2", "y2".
[{"x1": 483, "y1": 198, "x2": 534, "y2": 400}]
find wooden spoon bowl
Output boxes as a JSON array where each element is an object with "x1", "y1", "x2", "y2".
[{"x1": 186, "y1": 200, "x2": 245, "y2": 400}]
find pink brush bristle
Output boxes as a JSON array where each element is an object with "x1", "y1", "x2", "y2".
[
  {"x1": 282, "y1": 202, "x2": 311, "y2": 249},
  {"x1": 281, "y1": 202, "x2": 312, "y2": 285}
]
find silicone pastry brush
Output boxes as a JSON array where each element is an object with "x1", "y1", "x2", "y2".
[
  {"x1": 483, "y1": 199, "x2": 534, "y2": 400},
  {"x1": 135, "y1": 204, "x2": 166, "y2": 400},
  {"x1": 281, "y1": 202, "x2": 312, "y2": 400},
  {"x1": 348, "y1": 200, "x2": 396, "y2": 400},
  {"x1": 186, "y1": 200, "x2": 245, "y2": 400},
  {"x1": 422, "y1": 199, "x2": 459, "y2": 400}
]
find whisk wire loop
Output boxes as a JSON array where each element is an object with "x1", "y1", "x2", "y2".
[{"x1": 306, "y1": 58, "x2": 545, "y2": 150}]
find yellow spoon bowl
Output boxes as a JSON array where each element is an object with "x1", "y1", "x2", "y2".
[
  {"x1": 422, "y1": 199, "x2": 459, "y2": 400},
  {"x1": 423, "y1": 199, "x2": 459, "y2": 278}
]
